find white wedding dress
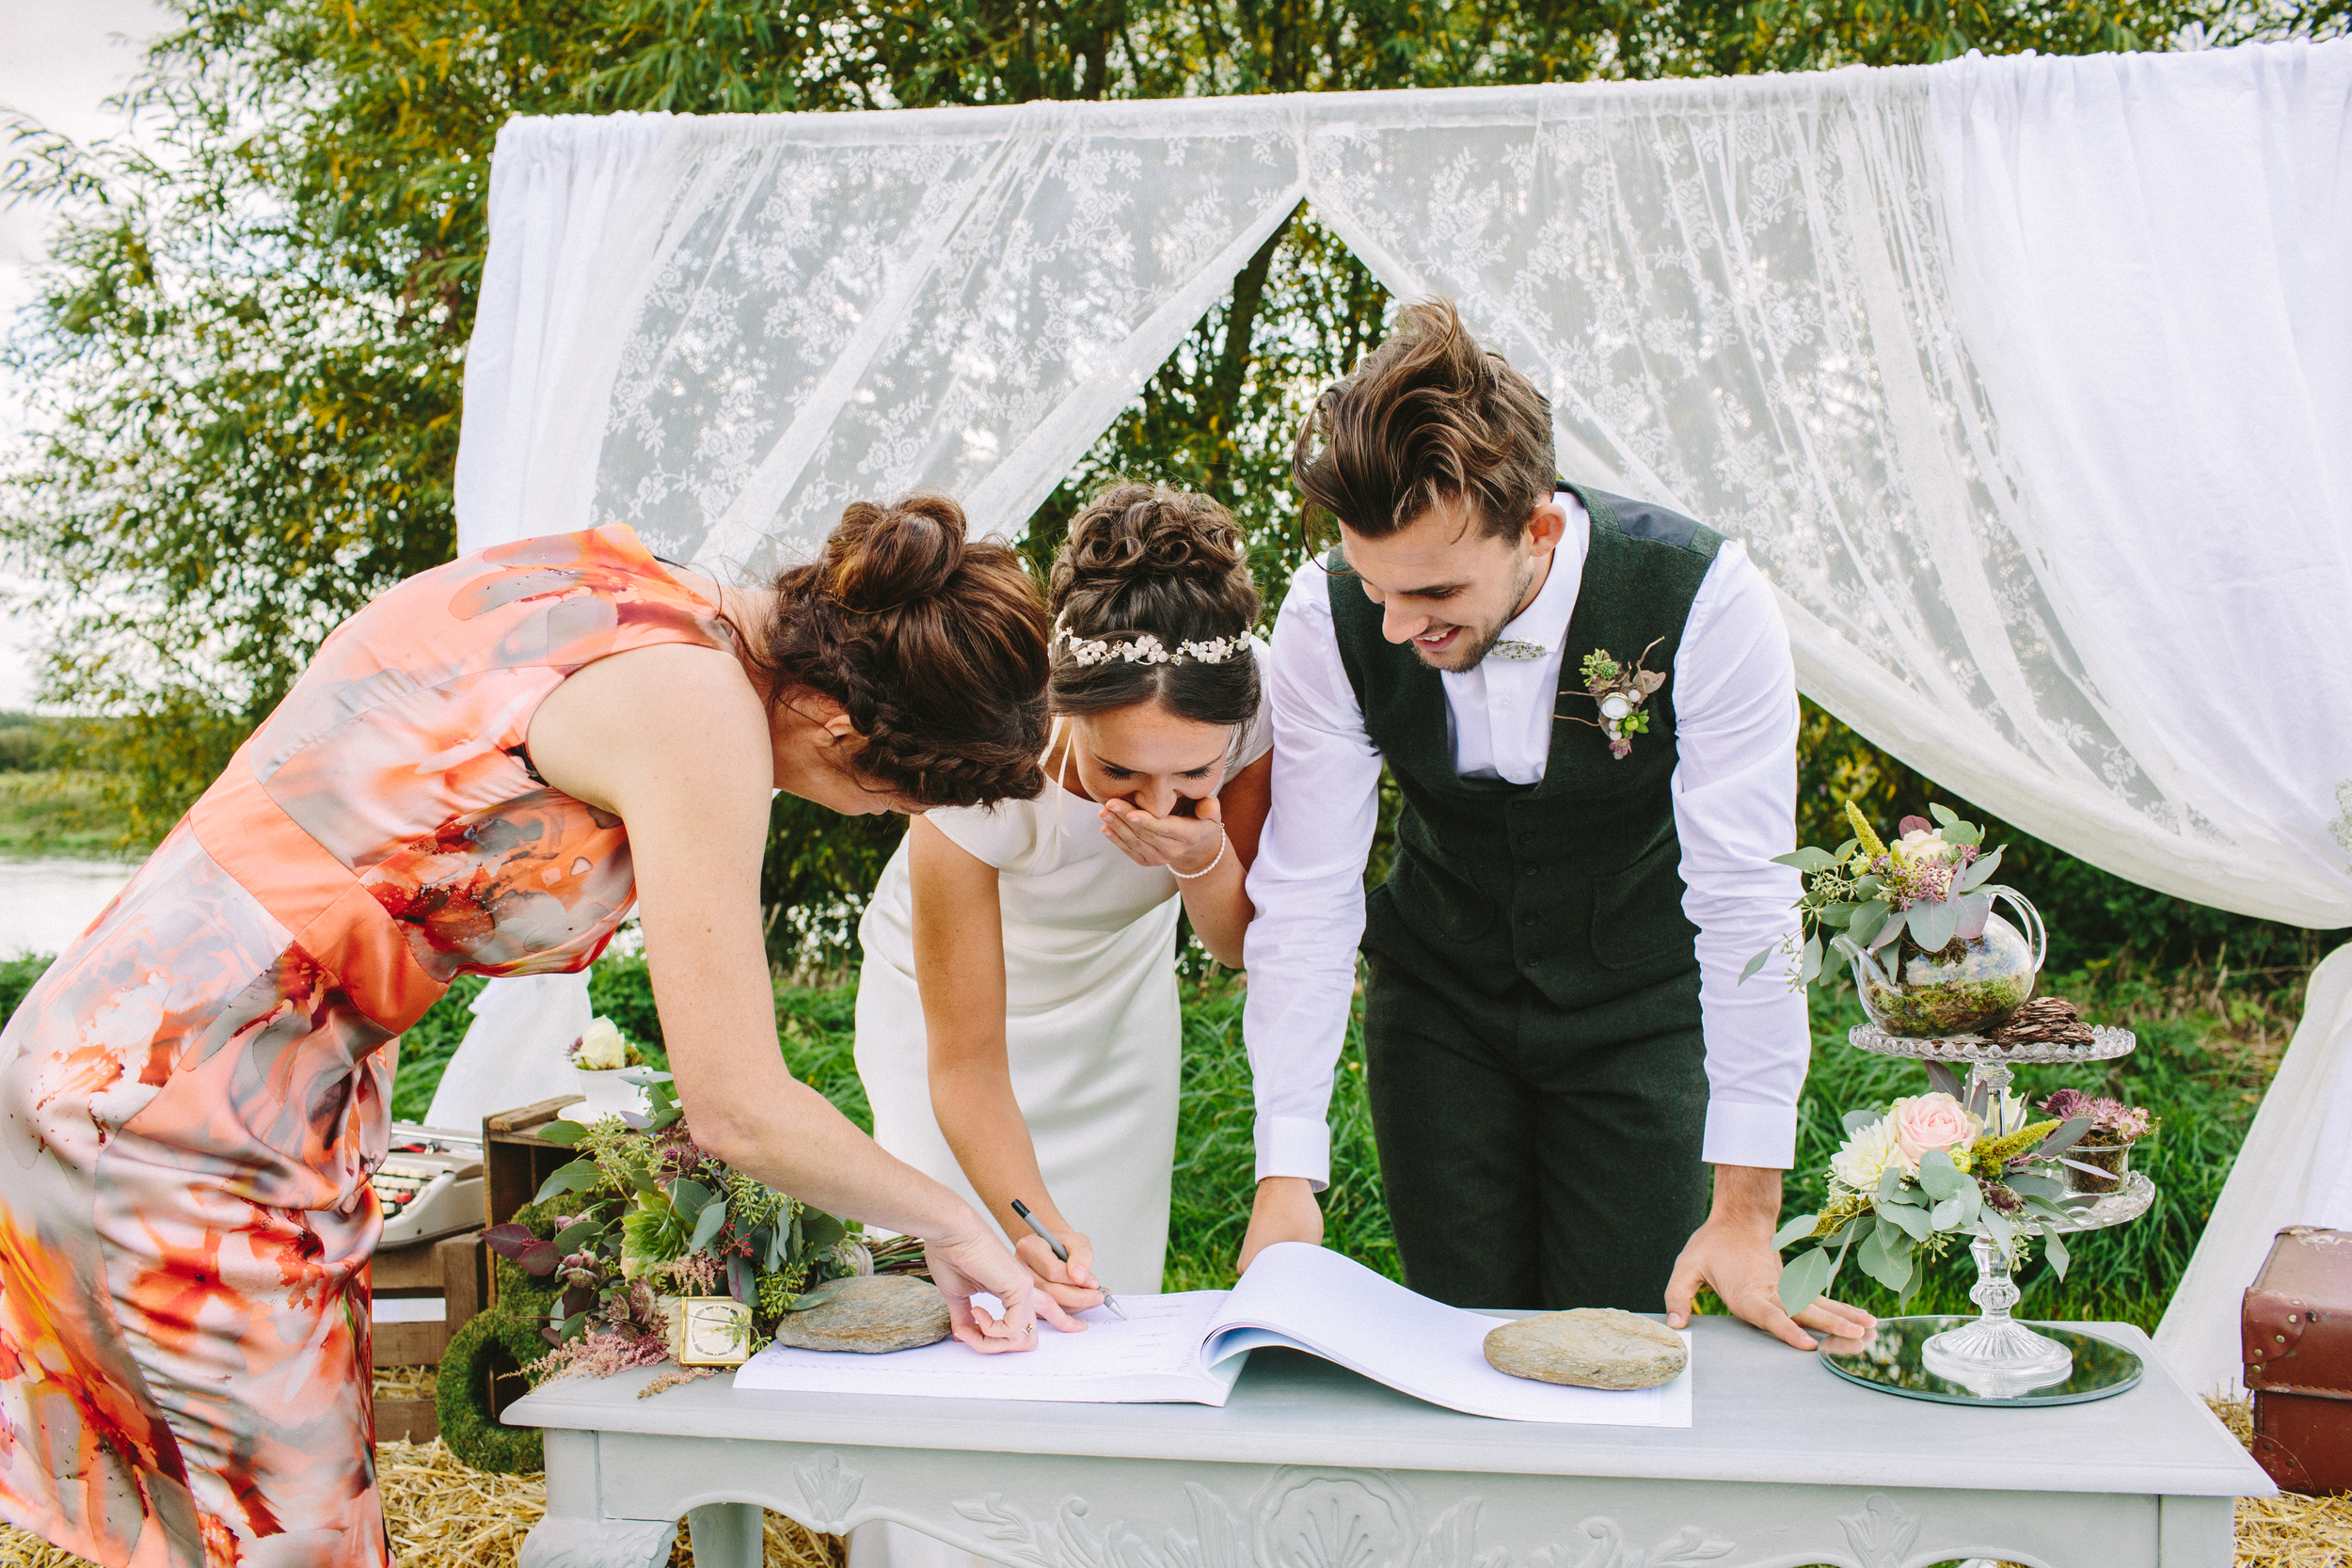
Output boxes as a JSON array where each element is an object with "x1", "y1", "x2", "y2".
[{"x1": 846, "y1": 656, "x2": 1271, "y2": 1568}]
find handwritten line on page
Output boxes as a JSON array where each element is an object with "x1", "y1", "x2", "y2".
[{"x1": 735, "y1": 1243, "x2": 1692, "y2": 1427}]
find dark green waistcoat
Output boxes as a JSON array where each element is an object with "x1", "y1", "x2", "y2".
[{"x1": 1329, "y1": 486, "x2": 1723, "y2": 1017}]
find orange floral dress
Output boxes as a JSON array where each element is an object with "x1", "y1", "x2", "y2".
[{"x1": 0, "y1": 525, "x2": 728, "y2": 1568}]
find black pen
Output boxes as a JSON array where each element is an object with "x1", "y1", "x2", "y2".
[{"x1": 1009, "y1": 1198, "x2": 1126, "y2": 1320}]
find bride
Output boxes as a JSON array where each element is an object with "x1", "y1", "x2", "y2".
[{"x1": 854, "y1": 483, "x2": 1272, "y2": 1307}]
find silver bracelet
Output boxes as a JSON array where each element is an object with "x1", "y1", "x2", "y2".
[{"x1": 1168, "y1": 825, "x2": 1229, "y2": 880}]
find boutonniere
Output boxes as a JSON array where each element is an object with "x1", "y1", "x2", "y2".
[{"x1": 1563, "y1": 639, "x2": 1664, "y2": 759}]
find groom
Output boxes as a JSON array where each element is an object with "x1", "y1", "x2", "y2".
[{"x1": 1236, "y1": 298, "x2": 1868, "y2": 1350}]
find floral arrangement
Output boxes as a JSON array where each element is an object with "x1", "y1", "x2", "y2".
[
  {"x1": 2039, "y1": 1089, "x2": 2155, "y2": 1146},
  {"x1": 1744, "y1": 801, "x2": 2005, "y2": 991},
  {"x1": 1772, "y1": 1080, "x2": 2104, "y2": 1313},
  {"x1": 1569, "y1": 641, "x2": 1664, "y2": 759},
  {"x1": 568, "y1": 1016, "x2": 646, "y2": 1071},
  {"x1": 484, "y1": 1073, "x2": 920, "y2": 1382}
]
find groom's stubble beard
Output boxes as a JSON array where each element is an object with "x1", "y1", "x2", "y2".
[{"x1": 1409, "y1": 548, "x2": 1538, "y2": 673}]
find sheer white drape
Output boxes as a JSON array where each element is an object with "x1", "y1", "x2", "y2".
[
  {"x1": 1934, "y1": 44, "x2": 2352, "y2": 1398},
  {"x1": 1300, "y1": 45, "x2": 2352, "y2": 1398},
  {"x1": 455, "y1": 113, "x2": 672, "y2": 556},
  {"x1": 443, "y1": 42, "x2": 2352, "y2": 1392},
  {"x1": 430, "y1": 114, "x2": 670, "y2": 1133}
]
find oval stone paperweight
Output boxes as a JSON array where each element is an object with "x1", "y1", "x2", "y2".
[
  {"x1": 772, "y1": 1274, "x2": 952, "y2": 1354},
  {"x1": 1483, "y1": 1307, "x2": 1687, "y2": 1389}
]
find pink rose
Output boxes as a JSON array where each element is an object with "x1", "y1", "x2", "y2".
[{"x1": 1891, "y1": 1092, "x2": 1979, "y2": 1166}]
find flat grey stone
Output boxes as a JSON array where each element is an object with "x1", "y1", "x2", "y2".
[
  {"x1": 773, "y1": 1275, "x2": 952, "y2": 1354},
  {"x1": 1483, "y1": 1307, "x2": 1687, "y2": 1390}
]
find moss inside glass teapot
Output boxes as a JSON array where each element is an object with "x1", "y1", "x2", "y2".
[{"x1": 1850, "y1": 890, "x2": 2044, "y2": 1037}]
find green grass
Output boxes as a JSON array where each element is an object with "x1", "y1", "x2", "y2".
[
  {"x1": 2, "y1": 943, "x2": 2301, "y2": 1330},
  {"x1": 0, "y1": 770, "x2": 136, "y2": 858}
]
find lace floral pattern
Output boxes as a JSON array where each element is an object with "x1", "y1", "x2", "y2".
[{"x1": 489, "y1": 58, "x2": 2347, "y2": 923}]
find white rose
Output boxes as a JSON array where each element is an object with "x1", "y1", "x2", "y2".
[
  {"x1": 1830, "y1": 1114, "x2": 1907, "y2": 1190},
  {"x1": 1895, "y1": 827, "x2": 1960, "y2": 864},
  {"x1": 572, "y1": 1017, "x2": 628, "y2": 1071},
  {"x1": 1599, "y1": 694, "x2": 1631, "y2": 720}
]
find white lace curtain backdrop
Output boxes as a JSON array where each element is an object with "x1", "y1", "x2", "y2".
[{"x1": 437, "y1": 39, "x2": 2352, "y2": 1400}]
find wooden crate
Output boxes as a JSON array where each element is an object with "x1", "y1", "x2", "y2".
[
  {"x1": 368, "y1": 1229, "x2": 486, "y2": 1369},
  {"x1": 483, "y1": 1093, "x2": 584, "y2": 1309},
  {"x1": 375, "y1": 1395, "x2": 442, "y2": 1446},
  {"x1": 368, "y1": 1230, "x2": 485, "y2": 1446}
]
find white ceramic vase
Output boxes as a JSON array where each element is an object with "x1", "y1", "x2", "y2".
[{"x1": 564, "y1": 1066, "x2": 651, "y2": 1123}]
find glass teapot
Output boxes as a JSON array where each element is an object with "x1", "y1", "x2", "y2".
[{"x1": 1846, "y1": 886, "x2": 2046, "y2": 1037}]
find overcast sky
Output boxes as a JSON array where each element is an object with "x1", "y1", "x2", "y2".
[{"x1": 1, "y1": 0, "x2": 172, "y2": 711}]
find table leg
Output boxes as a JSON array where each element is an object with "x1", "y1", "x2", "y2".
[
  {"x1": 522, "y1": 1430, "x2": 682, "y2": 1568},
  {"x1": 2158, "y1": 1495, "x2": 2234, "y2": 1567},
  {"x1": 687, "y1": 1500, "x2": 765, "y2": 1568}
]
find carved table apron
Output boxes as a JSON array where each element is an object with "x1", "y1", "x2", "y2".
[{"x1": 503, "y1": 1318, "x2": 2271, "y2": 1568}]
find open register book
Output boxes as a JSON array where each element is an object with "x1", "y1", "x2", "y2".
[{"x1": 735, "y1": 1242, "x2": 1692, "y2": 1427}]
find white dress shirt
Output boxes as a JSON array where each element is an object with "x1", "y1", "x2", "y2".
[{"x1": 1241, "y1": 493, "x2": 1810, "y2": 1187}]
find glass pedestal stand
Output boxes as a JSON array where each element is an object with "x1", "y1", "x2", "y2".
[{"x1": 1818, "y1": 1023, "x2": 2153, "y2": 1407}]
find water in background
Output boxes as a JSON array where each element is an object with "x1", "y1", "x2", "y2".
[{"x1": 0, "y1": 858, "x2": 135, "y2": 958}]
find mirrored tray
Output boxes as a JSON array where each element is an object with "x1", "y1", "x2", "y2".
[
  {"x1": 1847, "y1": 1022, "x2": 2137, "y2": 1064},
  {"x1": 1820, "y1": 1317, "x2": 2143, "y2": 1405}
]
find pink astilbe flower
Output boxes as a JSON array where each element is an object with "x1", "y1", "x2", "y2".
[
  {"x1": 651, "y1": 1252, "x2": 723, "y2": 1295},
  {"x1": 532, "y1": 1325, "x2": 672, "y2": 1385}
]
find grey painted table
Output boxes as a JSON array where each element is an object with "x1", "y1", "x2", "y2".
[{"x1": 506, "y1": 1318, "x2": 2272, "y2": 1568}]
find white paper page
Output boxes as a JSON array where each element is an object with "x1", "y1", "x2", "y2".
[
  {"x1": 733, "y1": 1291, "x2": 1244, "y2": 1404},
  {"x1": 1207, "y1": 1243, "x2": 1692, "y2": 1427}
]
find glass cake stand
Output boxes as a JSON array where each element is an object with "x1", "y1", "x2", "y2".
[{"x1": 1817, "y1": 1022, "x2": 2152, "y2": 1406}]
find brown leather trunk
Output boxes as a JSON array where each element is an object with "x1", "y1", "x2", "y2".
[{"x1": 2243, "y1": 1225, "x2": 2352, "y2": 1495}]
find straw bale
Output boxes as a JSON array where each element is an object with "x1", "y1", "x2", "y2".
[
  {"x1": 1, "y1": 1439, "x2": 840, "y2": 1567},
  {"x1": 373, "y1": 1365, "x2": 438, "y2": 1402}
]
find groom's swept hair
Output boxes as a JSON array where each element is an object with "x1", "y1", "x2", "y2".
[{"x1": 1294, "y1": 296, "x2": 1555, "y2": 543}]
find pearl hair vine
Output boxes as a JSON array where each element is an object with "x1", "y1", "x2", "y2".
[{"x1": 1052, "y1": 613, "x2": 1247, "y2": 668}]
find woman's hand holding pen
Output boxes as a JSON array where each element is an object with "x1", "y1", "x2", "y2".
[{"x1": 1012, "y1": 1227, "x2": 1105, "y2": 1320}]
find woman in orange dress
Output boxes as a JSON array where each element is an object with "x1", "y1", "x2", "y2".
[{"x1": 0, "y1": 495, "x2": 1080, "y2": 1568}]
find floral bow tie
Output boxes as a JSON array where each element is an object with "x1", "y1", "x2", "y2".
[{"x1": 1488, "y1": 640, "x2": 1548, "y2": 660}]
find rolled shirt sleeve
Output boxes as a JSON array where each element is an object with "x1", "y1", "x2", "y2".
[
  {"x1": 1241, "y1": 561, "x2": 1381, "y2": 1190},
  {"x1": 1670, "y1": 541, "x2": 1811, "y2": 1169}
]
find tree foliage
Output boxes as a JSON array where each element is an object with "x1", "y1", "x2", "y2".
[{"x1": 12, "y1": 0, "x2": 2327, "y2": 966}]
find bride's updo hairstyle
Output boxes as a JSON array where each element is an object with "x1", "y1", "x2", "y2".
[
  {"x1": 748, "y1": 494, "x2": 1052, "y2": 808},
  {"x1": 1047, "y1": 483, "x2": 1260, "y2": 728}
]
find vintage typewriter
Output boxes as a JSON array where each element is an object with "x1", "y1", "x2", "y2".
[{"x1": 372, "y1": 1125, "x2": 486, "y2": 1248}]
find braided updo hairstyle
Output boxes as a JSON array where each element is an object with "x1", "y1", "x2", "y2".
[
  {"x1": 1048, "y1": 483, "x2": 1260, "y2": 728},
  {"x1": 746, "y1": 494, "x2": 1051, "y2": 809}
]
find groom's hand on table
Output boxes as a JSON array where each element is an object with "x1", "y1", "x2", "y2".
[
  {"x1": 1015, "y1": 1228, "x2": 1109, "y2": 1317},
  {"x1": 1238, "y1": 1176, "x2": 1324, "y2": 1273},
  {"x1": 1663, "y1": 1164, "x2": 1876, "y2": 1352}
]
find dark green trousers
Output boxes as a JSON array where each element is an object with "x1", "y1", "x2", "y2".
[{"x1": 1361, "y1": 954, "x2": 1711, "y2": 1312}]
